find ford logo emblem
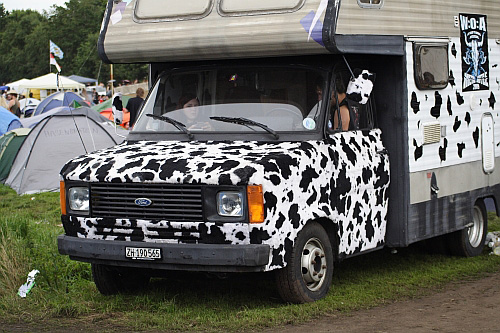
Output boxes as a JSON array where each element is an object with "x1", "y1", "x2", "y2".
[{"x1": 135, "y1": 198, "x2": 152, "y2": 207}]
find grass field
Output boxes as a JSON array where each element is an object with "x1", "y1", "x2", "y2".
[{"x1": 1, "y1": 183, "x2": 500, "y2": 331}]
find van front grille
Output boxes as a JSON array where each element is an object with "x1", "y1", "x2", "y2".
[{"x1": 90, "y1": 183, "x2": 204, "y2": 221}]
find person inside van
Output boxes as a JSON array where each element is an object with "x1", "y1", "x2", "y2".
[
  {"x1": 306, "y1": 76, "x2": 325, "y2": 121},
  {"x1": 330, "y1": 77, "x2": 350, "y2": 131},
  {"x1": 176, "y1": 93, "x2": 212, "y2": 131},
  {"x1": 307, "y1": 76, "x2": 358, "y2": 131}
]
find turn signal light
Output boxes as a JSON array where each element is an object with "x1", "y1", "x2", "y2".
[
  {"x1": 247, "y1": 185, "x2": 264, "y2": 223},
  {"x1": 60, "y1": 181, "x2": 66, "y2": 215}
]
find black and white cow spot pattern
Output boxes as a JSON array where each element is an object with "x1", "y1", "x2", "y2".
[
  {"x1": 453, "y1": 116, "x2": 461, "y2": 132},
  {"x1": 457, "y1": 142, "x2": 466, "y2": 158},
  {"x1": 411, "y1": 92, "x2": 420, "y2": 114},
  {"x1": 430, "y1": 91, "x2": 442, "y2": 119},
  {"x1": 456, "y1": 91, "x2": 465, "y2": 105},
  {"x1": 489, "y1": 92, "x2": 496, "y2": 110},
  {"x1": 346, "y1": 69, "x2": 375, "y2": 105},
  {"x1": 61, "y1": 130, "x2": 390, "y2": 270},
  {"x1": 447, "y1": 96, "x2": 453, "y2": 116},
  {"x1": 413, "y1": 139, "x2": 423, "y2": 161},
  {"x1": 449, "y1": 70, "x2": 456, "y2": 87},
  {"x1": 439, "y1": 138, "x2": 448, "y2": 162},
  {"x1": 473, "y1": 127, "x2": 480, "y2": 148}
]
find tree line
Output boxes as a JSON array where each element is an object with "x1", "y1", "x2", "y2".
[{"x1": 0, "y1": 0, "x2": 147, "y2": 85}]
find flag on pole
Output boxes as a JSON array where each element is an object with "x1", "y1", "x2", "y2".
[
  {"x1": 49, "y1": 40, "x2": 64, "y2": 59},
  {"x1": 50, "y1": 53, "x2": 61, "y2": 72}
]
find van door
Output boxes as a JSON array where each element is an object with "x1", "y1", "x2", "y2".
[{"x1": 328, "y1": 71, "x2": 390, "y2": 257}]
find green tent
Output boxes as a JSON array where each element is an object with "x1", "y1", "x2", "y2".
[
  {"x1": 0, "y1": 128, "x2": 31, "y2": 183},
  {"x1": 91, "y1": 96, "x2": 131, "y2": 113}
]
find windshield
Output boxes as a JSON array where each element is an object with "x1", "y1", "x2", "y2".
[{"x1": 134, "y1": 66, "x2": 326, "y2": 134}]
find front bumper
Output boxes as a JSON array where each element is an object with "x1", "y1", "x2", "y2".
[{"x1": 58, "y1": 235, "x2": 270, "y2": 272}]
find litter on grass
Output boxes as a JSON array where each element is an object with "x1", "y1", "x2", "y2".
[
  {"x1": 486, "y1": 232, "x2": 500, "y2": 256},
  {"x1": 17, "y1": 269, "x2": 39, "y2": 298}
]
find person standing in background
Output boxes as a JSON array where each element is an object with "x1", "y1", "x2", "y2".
[
  {"x1": 126, "y1": 87, "x2": 145, "y2": 128},
  {"x1": 0, "y1": 90, "x2": 8, "y2": 109},
  {"x1": 7, "y1": 89, "x2": 21, "y2": 117},
  {"x1": 92, "y1": 88, "x2": 99, "y2": 105}
]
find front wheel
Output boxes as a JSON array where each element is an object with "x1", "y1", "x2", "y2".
[
  {"x1": 91, "y1": 264, "x2": 150, "y2": 295},
  {"x1": 275, "y1": 222, "x2": 334, "y2": 303},
  {"x1": 448, "y1": 201, "x2": 488, "y2": 257}
]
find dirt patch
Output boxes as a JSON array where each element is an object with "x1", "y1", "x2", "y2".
[
  {"x1": 2, "y1": 271, "x2": 499, "y2": 332},
  {"x1": 268, "y1": 271, "x2": 500, "y2": 333}
]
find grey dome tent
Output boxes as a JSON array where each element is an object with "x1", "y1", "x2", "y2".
[{"x1": 5, "y1": 107, "x2": 127, "y2": 195}]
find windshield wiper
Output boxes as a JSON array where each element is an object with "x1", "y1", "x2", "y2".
[
  {"x1": 146, "y1": 114, "x2": 193, "y2": 139},
  {"x1": 210, "y1": 116, "x2": 279, "y2": 139}
]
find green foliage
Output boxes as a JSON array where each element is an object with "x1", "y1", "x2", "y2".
[
  {"x1": 1, "y1": 183, "x2": 500, "y2": 331},
  {"x1": 0, "y1": 0, "x2": 147, "y2": 85}
]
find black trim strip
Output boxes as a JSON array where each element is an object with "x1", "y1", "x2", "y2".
[
  {"x1": 321, "y1": 0, "x2": 338, "y2": 51},
  {"x1": 98, "y1": 0, "x2": 114, "y2": 64},
  {"x1": 322, "y1": 0, "x2": 404, "y2": 55}
]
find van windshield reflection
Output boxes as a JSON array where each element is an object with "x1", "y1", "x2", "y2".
[{"x1": 133, "y1": 66, "x2": 327, "y2": 134}]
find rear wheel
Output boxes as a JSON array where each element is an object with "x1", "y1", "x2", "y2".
[
  {"x1": 275, "y1": 222, "x2": 334, "y2": 303},
  {"x1": 91, "y1": 264, "x2": 150, "y2": 295},
  {"x1": 448, "y1": 201, "x2": 487, "y2": 257}
]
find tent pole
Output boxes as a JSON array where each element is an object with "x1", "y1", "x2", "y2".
[{"x1": 96, "y1": 61, "x2": 102, "y2": 86}]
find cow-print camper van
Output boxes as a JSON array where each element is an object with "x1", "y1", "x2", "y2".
[{"x1": 58, "y1": 0, "x2": 500, "y2": 303}]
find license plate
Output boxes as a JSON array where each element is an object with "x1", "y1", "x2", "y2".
[{"x1": 125, "y1": 247, "x2": 161, "y2": 260}]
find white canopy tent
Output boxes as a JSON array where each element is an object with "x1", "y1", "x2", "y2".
[
  {"x1": 18, "y1": 73, "x2": 84, "y2": 91},
  {"x1": 6, "y1": 78, "x2": 32, "y2": 96}
]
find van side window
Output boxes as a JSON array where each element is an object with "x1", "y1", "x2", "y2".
[
  {"x1": 134, "y1": 0, "x2": 213, "y2": 22},
  {"x1": 327, "y1": 70, "x2": 375, "y2": 132},
  {"x1": 413, "y1": 43, "x2": 449, "y2": 90},
  {"x1": 218, "y1": 0, "x2": 305, "y2": 16},
  {"x1": 357, "y1": 0, "x2": 384, "y2": 9}
]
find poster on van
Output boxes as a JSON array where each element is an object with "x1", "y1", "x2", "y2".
[{"x1": 460, "y1": 13, "x2": 489, "y2": 92}]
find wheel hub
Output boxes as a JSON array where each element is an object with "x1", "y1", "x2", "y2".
[
  {"x1": 301, "y1": 238, "x2": 327, "y2": 291},
  {"x1": 468, "y1": 206, "x2": 484, "y2": 248}
]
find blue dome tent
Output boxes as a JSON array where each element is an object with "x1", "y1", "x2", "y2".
[
  {"x1": 33, "y1": 91, "x2": 88, "y2": 116},
  {"x1": 0, "y1": 107, "x2": 22, "y2": 136}
]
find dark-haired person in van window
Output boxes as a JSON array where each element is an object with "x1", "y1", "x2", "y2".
[
  {"x1": 176, "y1": 93, "x2": 212, "y2": 131},
  {"x1": 307, "y1": 76, "x2": 357, "y2": 131},
  {"x1": 330, "y1": 77, "x2": 351, "y2": 131}
]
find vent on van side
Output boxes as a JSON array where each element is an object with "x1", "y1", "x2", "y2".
[
  {"x1": 483, "y1": 151, "x2": 494, "y2": 171},
  {"x1": 422, "y1": 122, "x2": 441, "y2": 144}
]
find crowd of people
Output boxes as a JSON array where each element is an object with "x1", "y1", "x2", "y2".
[{"x1": 1, "y1": 81, "x2": 146, "y2": 130}]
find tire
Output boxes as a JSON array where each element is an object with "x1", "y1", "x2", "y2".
[
  {"x1": 91, "y1": 263, "x2": 150, "y2": 295},
  {"x1": 448, "y1": 201, "x2": 488, "y2": 257},
  {"x1": 275, "y1": 222, "x2": 334, "y2": 303}
]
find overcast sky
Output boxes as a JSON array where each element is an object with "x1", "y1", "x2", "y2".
[{"x1": 2, "y1": 0, "x2": 68, "y2": 12}]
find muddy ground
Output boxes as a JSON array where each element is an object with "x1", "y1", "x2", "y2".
[
  {"x1": 2, "y1": 270, "x2": 499, "y2": 332},
  {"x1": 268, "y1": 270, "x2": 500, "y2": 333}
]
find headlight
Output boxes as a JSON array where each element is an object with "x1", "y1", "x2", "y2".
[
  {"x1": 68, "y1": 187, "x2": 89, "y2": 212},
  {"x1": 217, "y1": 191, "x2": 243, "y2": 217}
]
